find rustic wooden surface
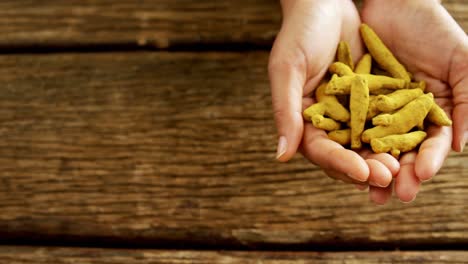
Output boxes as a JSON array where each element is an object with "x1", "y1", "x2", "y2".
[
  {"x1": 0, "y1": 0, "x2": 468, "y2": 261},
  {"x1": 1, "y1": 247, "x2": 468, "y2": 264},
  {"x1": 0, "y1": 52, "x2": 466, "y2": 248},
  {"x1": 0, "y1": 0, "x2": 281, "y2": 49},
  {"x1": 0, "y1": 0, "x2": 465, "y2": 50}
]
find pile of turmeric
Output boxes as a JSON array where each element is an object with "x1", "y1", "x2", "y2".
[{"x1": 303, "y1": 24, "x2": 452, "y2": 158}]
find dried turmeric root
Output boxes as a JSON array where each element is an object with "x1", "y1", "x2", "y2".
[
  {"x1": 360, "y1": 24, "x2": 411, "y2": 82},
  {"x1": 328, "y1": 129, "x2": 351, "y2": 145},
  {"x1": 326, "y1": 74, "x2": 408, "y2": 95},
  {"x1": 409, "y1": 81, "x2": 426, "y2": 92},
  {"x1": 350, "y1": 76, "x2": 369, "y2": 149},
  {"x1": 337, "y1": 41, "x2": 354, "y2": 70},
  {"x1": 302, "y1": 24, "x2": 452, "y2": 159},
  {"x1": 329, "y1": 62, "x2": 354, "y2": 76},
  {"x1": 366, "y1": 95, "x2": 381, "y2": 121},
  {"x1": 375, "y1": 88, "x2": 424, "y2": 112},
  {"x1": 362, "y1": 93, "x2": 434, "y2": 143},
  {"x1": 303, "y1": 82, "x2": 350, "y2": 131},
  {"x1": 355, "y1": 53, "x2": 372, "y2": 74},
  {"x1": 427, "y1": 103, "x2": 452, "y2": 126},
  {"x1": 371, "y1": 131, "x2": 427, "y2": 158}
]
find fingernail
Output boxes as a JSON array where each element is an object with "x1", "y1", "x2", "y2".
[
  {"x1": 276, "y1": 136, "x2": 287, "y2": 160},
  {"x1": 347, "y1": 173, "x2": 366, "y2": 182},
  {"x1": 355, "y1": 184, "x2": 367, "y2": 191},
  {"x1": 400, "y1": 195, "x2": 416, "y2": 204},
  {"x1": 369, "y1": 180, "x2": 387, "y2": 188}
]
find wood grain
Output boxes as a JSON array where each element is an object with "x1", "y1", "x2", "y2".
[
  {"x1": 0, "y1": 52, "x2": 466, "y2": 248},
  {"x1": 0, "y1": 1, "x2": 466, "y2": 49},
  {"x1": 1, "y1": 247, "x2": 468, "y2": 264},
  {"x1": 0, "y1": 0, "x2": 281, "y2": 49}
]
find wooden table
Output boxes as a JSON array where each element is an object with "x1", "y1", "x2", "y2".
[{"x1": 0, "y1": 1, "x2": 467, "y2": 263}]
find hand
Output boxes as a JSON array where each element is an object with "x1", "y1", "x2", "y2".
[
  {"x1": 269, "y1": 0, "x2": 399, "y2": 204},
  {"x1": 361, "y1": 0, "x2": 468, "y2": 202}
]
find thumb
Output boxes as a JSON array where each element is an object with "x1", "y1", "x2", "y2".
[{"x1": 268, "y1": 53, "x2": 306, "y2": 162}]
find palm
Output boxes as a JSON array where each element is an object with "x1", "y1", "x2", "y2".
[{"x1": 362, "y1": 0, "x2": 468, "y2": 201}]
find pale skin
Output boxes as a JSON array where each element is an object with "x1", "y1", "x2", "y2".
[{"x1": 269, "y1": 0, "x2": 468, "y2": 204}]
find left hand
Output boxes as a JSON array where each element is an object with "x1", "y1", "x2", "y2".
[{"x1": 361, "y1": 0, "x2": 468, "y2": 203}]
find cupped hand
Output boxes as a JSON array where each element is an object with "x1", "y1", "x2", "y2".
[
  {"x1": 361, "y1": 0, "x2": 468, "y2": 202},
  {"x1": 269, "y1": 0, "x2": 399, "y2": 202}
]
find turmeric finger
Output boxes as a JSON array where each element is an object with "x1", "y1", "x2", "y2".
[
  {"x1": 375, "y1": 88, "x2": 424, "y2": 112},
  {"x1": 362, "y1": 93, "x2": 434, "y2": 143},
  {"x1": 367, "y1": 95, "x2": 380, "y2": 120},
  {"x1": 372, "y1": 113, "x2": 394, "y2": 127},
  {"x1": 350, "y1": 76, "x2": 369, "y2": 149},
  {"x1": 328, "y1": 129, "x2": 351, "y2": 145},
  {"x1": 337, "y1": 41, "x2": 354, "y2": 70},
  {"x1": 408, "y1": 80, "x2": 426, "y2": 92},
  {"x1": 326, "y1": 74, "x2": 408, "y2": 95},
  {"x1": 372, "y1": 67, "x2": 392, "y2": 77},
  {"x1": 427, "y1": 103, "x2": 452, "y2": 126},
  {"x1": 329, "y1": 62, "x2": 354, "y2": 76},
  {"x1": 371, "y1": 131, "x2": 427, "y2": 158},
  {"x1": 311, "y1": 115, "x2": 341, "y2": 131},
  {"x1": 355, "y1": 54, "x2": 372, "y2": 74},
  {"x1": 360, "y1": 24, "x2": 411, "y2": 82},
  {"x1": 304, "y1": 82, "x2": 350, "y2": 122},
  {"x1": 370, "y1": 88, "x2": 396, "y2": 95}
]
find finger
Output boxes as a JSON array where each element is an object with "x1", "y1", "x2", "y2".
[
  {"x1": 355, "y1": 183, "x2": 369, "y2": 191},
  {"x1": 415, "y1": 125, "x2": 451, "y2": 181},
  {"x1": 452, "y1": 102, "x2": 468, "y2": 152},
  {"x1": 268, "y1": 52, "x2": 305, "y2": 162},
  {"x1": 395, "y1": 152, "x2": 421, "y2": 203},
  {"x1": 323, "y1": 168, "x2": 368, "y2": 185},
  {"x1": 366, "y1": 159, "x2": 393, "y2": 187},
  {"x1": 360, "y1": 149, "x2": 400, "y2": 177},
  {"x1": 302, "y1": 123, "x2": 369, "y2": 182},
  {"x1": 369, "y1": 182, "x2": 393, "y2": 205}
]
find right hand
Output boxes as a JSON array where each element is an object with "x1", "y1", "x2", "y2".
[{"x1": 269, "y1": 0, "x2": 399, "y2": 204}]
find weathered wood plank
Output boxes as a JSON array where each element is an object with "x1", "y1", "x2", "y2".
[
  {"x1": 0, "y1": 1, "x2": 465, "y2": 49},
  {"x1": 0, "y1": 0, "x2": 281, "y2": 49},
  {"x1": 0, "y1": 52, "x2": 466, "y2": 247},
  {"x1": 0, "y1": 247, "x2": 468, "y2": 264}
]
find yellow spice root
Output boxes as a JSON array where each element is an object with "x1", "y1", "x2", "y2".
[
  {"x1": 372, "y1": 67, "x2": 392, "y2": 77},
  {"x1": 302, "y1": 27, "x2": 453, "y2": 157},
  {"x1": 329, "y1": 62, "x2": 354, "y2": 76},
  {"x1": 371, "y1": 131, "x2": 427, "y2": 158},
  {"x1": 360, "y1": 24, "x2": 411, "y2": 82},
  {"x1": 328, "y1": 129, "x2": 351, "y2": 145},
  {"x1": 337, "y1": 41, "x2": 354, "y2": 71},
  {"x1": 303, "y1": 82, "x2": 350, "y2": 131},
  {"x1": 367, "y1": 95, "x2": 380, "y2": 120},
  {"x1": 350, "y1": 76, "x2": 369, "y2": 149},
  {"x1": 311, "y1": 115, "x2": 341, "y2": 131},
  {"x1": 355, "y1": 54, "x2": 372, "y2": 74},
  {"x1": 362, "y1": 93, "x2": 434, "y2": 143},
  {"x1": 409, "y1": 81, "x2": 426, "y2": 92},
  {"x1": 427, "y1": 103, "x2": 452, "y2": 126},
  {"x1": 375, "y1": 88, "x2": 424, "y2": 112},
  {"x1": 326, "y1": 74, "x2": 408, "y2": 95},
  {"x1": 371, "y1": 81, "x2": 424, "y2": 96}
]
